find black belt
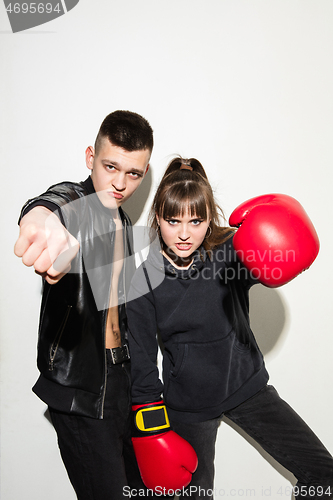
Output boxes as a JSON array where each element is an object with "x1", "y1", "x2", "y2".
[{"x1": 107, "y1": 345, "x2": 130, "y2": 365}]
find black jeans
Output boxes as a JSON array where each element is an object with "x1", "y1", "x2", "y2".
[
  {"x1": 171, "y1": 385, "x2": 333, "y2": 500},
  {"x1": 49, "y1": 357, "x2": 149, "y2": 499}
]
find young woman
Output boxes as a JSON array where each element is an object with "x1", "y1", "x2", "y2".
[{"x1": 126, "y1": 157, "x2": 333, "y2": 500}]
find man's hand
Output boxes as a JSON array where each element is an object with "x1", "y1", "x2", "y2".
[{"x1": 14, "y1": 206, "x2": 79, "y2": 284}]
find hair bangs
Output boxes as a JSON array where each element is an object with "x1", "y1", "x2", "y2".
[{"x1": 160, "y1": 182, "x2": 209, "y2": 221}]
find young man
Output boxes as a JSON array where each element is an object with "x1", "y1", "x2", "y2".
[{"x1": 14, "y1": 111, "x2": 154, "y2": 499}]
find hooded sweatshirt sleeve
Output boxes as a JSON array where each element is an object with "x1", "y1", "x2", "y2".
[{"x1": 126, "y1": 264, "x2": 164, "y2": 404}]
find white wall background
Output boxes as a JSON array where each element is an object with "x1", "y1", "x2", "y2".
[{"x1": 1, "y1": 1, "x2": 333, "y2": 499}]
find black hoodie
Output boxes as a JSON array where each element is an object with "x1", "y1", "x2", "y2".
[{"x1": 127, "y1": 235, "x2": 269, "y2": 423}]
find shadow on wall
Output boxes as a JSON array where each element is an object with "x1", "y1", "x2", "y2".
[
  {"x1": 222, "y1": 286, "x2": 295, "y2": 495},
  {"x1": 122, "y1": 167, "x2": 153, "y2": 225},
  {"x1": 249, "y1": 284, "x2": 289, "y2": 357},
  {"x1": 222, "y1": 416, "x2": 296, "y2": 497}
]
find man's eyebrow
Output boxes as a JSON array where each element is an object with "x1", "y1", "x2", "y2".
[
  {"x1": 101, "y1": 159, "x2": 119, "y2": 165},
  {"x1": 101, "y1": 160, "x2": 145, "y2": 175},
  {"x1": 128, "y1": 168, "x2": 145, "y2": 175}
]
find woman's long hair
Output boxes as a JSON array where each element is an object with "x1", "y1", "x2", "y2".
[{"x1": 149, "y1": 157, "x2": 233, "y2": 253}]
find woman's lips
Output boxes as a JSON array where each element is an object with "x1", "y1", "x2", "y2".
[{"x1": 175, "y1": 243, "x2": 192, "y2": 251}]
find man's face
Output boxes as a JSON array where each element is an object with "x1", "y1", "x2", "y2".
[{"x1": 86, "y1": 138, "x2": 150, "y2": 209}]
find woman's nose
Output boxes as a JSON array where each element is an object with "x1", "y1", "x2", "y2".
[{"x1": 178, "y1": 224, "x2": 190, "y2": 240}]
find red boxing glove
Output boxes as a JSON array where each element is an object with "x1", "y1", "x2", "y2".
[
  {"x1": 132, "y1": 401, "x2": 198, "y2": 492},
  {"x1": 229, "y1": 193, "x2": 320, "y2": 287}
]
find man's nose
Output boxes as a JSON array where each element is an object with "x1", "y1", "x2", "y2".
[{"x1": 112, "y1": 173, "x2": 126, "y2": 191}]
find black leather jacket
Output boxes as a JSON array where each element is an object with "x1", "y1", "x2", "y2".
[{"x1": 19, "y1": 176, "x2": 135, "y2": 419}]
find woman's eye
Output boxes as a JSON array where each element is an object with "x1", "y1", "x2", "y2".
[
  {"x1": 167, "y1": 220, "x2": 178, "y2": 225},
  {"x1": 192, "y1": 219, "x2": 202, "y2": 225}
]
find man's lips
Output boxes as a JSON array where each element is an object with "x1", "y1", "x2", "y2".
[{"x1": 108, "y1": 191, "x2": 124, "y2": 200}]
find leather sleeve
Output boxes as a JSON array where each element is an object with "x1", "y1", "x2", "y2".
[{"x1": 18, "y1": 181, "x2": 85, "y2": 228}]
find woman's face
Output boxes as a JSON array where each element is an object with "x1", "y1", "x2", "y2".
[{"x1": 157, "y1": 209, "x2": 210, "y2": 266}]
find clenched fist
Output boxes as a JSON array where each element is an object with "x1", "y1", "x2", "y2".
[{"x1": 14, "y1": 206, "x2": 79, "y2": 284}]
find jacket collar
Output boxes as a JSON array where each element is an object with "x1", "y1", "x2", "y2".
[{"x1": 82, "y1": 175, "x2": 95, "y2": 195}]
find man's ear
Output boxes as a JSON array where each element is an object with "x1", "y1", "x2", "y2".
[
  {"x1": 144, "y1": 163, "x2": 150, "y2": 176},
  {"x1": 85, "y1": 146, "x2": 95, "y2": 171}
]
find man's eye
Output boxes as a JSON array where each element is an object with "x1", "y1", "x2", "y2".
[{"x1": 106, "y1": 165, "x2": 116, "y2": 171}]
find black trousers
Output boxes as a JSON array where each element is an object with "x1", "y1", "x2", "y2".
[
  {"x1": 49, "y1": 358, "x2": 149, "y2": 499},
  {"x1": 172, "y1": 385, "x2": 333, "y2": 500}
]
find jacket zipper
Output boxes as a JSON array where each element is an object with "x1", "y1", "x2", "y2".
[
  {"x1": 100, "y1": 217, "x2": 116, "y2": 418},
  {"x1": 49, "y1": 305, "x2": 72, "y2": 371},
  {"x1": 122, "y1": 219, "x2": 127, "y2": 304}
]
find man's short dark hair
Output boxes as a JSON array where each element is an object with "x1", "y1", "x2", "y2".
[{"x1": 95, "y1": 110, "x2": 153, "y2": 155}]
